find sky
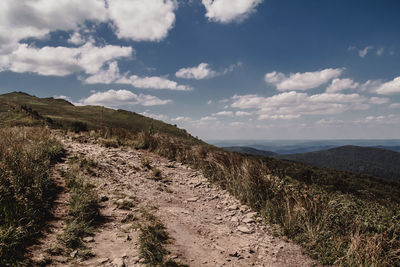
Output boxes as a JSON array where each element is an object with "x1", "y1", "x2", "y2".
[{"x1": 0, "y1": 0, "x2": 400, "y2": 140}]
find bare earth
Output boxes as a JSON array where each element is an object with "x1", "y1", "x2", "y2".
[{"x1": 30, "y1": 135, "x2": 317, "y2": 267}]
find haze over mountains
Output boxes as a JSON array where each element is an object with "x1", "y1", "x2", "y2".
[{"x1": 220, "y1": 143, "x2": 400, "y2": 181}]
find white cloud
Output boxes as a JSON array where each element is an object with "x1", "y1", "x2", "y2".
[
  {"x1": 376, "y1": 47, "x2": 385, "y2": 56},
  {"x1": 120, "y1": 75, "x2": 193, "y2": 91},
  {"x1": 316, "y1": 118, "x2": 344, "y2": 126},
  {"x1": 214, "y1": 111, "x2": 233, "y2": 116},
  {"x1": 355, "y1": 114, "x2": 400, "y2": 125},
  {"x1": 68, "y1": 32, "x2": 86, "y2": 45},
  {"x1": 223, "y1": 61, "x2": 243, "y2": 74},
  {"x1": 265, "y1": 68, "x2": 343, "y2": 91},
  {"x1": 235, "y1": 111, "x2": 253, "y2": 116},
  {"x1": 369, "y1": 97, "x2": 389, "y2": 105},
  {"x1": 85, "y1": 61, "x2": 121, "y2": 84},
  {"x1": 326, "y1": 78, "x2": 359, "y2": 93},
  {"x1": 389, "y1": 103, "x2": 400, "y2": 109},
  {"x1": 171, "y1": 116, "x2": 192, "y2": 122},
  {"x1": 140, "y1": 111, "x2": 169, "y2": 121},
  {"x1": 358, "y1": 79, "x2": 383, "y2": 92},
  {"x1": 1, "y1": 42, "x2": 132, "y2": 76},
  {"x1": 375, "y1": 77, "x2": 400, "y2": 95},
  {"x1": 0, "y1": 0, "x2": 108, "y2": 54},
  {"x1": 200, "y1": 116, "x2": 217, "y2": 121},
  {"x1": 79, "y1": 89, "x2": 171, "y2": 107},
  {"x1": 176, "y1": 63, "x2": 217, "y2": 80},
  {"x1": 359, "y1": 46, "x2": 373, "y2": 58},
  {"x1": 85, "y1": 61, "x2": 192, "y2": 90},
  {"x1": 231, "y1": 91, "x2": 369, "y2": 120},
  {"x1": 202, "y1": 0, "x2": 263, "y2": 23},
  {"x1": 108, "y1": 0, "x2": 178, "y2": 41}
]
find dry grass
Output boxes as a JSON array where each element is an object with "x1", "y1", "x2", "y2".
[
  {"x1": 0, "y1": 126, "x2": 64, "y2": 265},
  {"x1": 129, "y1": 132, "x2": 400, "y2": 266}
]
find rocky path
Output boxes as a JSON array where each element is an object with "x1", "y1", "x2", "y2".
[{"x1": 32, "y1": 136, "x2": 317, "y2": 266}]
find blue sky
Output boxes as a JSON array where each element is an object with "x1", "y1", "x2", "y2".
[{"x1": 1, "y1": 0, "x2": 400, "y2": 139}]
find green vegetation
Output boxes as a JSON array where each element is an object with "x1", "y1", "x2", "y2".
[
  {"x1": 139, "y1": 210, "x2": 188, "y2": 267},
  {"x1": 0, "y1": 127, "x2": 64, "y2": 266},
  {"x1": 59, "y1": 158, "x2": 100, "y2": 256},
  {"x1": 277, "y1": 145, "x2": 400, "y2": 181}
]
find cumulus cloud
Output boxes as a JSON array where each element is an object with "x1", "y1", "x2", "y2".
[
  {"x1": 171, "y1": 116, "x2": 192, "y2": 122},
  {"x1": 119, "y1": 75, "x2": 192, "y2": 91},
  {"x1": 107, "y1": 0, "x2": 178, "y2": 42},
  {"x1": 213, "y1": 111, "x2": 233, "y2": 116},
  {"x1": 200, "y1": 116, "x2": 217, "y2": 121},
  {"x1": 0, "y1": 0, "x2": 107, "y2": 53},
  {"x1": 359, "y1": 46, "x2": 373, "y2": 58},
  {"x1": 326, "y1": 78, "x2": 359, "y2": 93},
  {"x1": 140, "y1": 111, "x2": 169, "y2": 121},
  {"x1": 0, "y1": 0, "x2": 180, "y2": 77},
  {"x1": 375, "y1": 77, "x2": 400, "y2": 95},
  {"x1": 355, "y1": 114, "x2": 400, "y2": 125},
  {"x1": 235, "y1": 111, "x2": 253, "y2": 116},
  {"x1": 265, "y1": 68, "x2": 343, "y2": 91},
  {"x1": 369, "y1": 97, "x2": 389, "y2": 105},
  {"x1": 85, "y1": 61, "x2": 121, "y2": 84},
  {"x1": 85, "y1": 61, "x2": 192, "y2": 90},
  {"x1": 231, "y1": 91, "x2": 369, "y2": 120},
  {"x1": 1, "y1": 42, "x2": 132, "y2": 76},
  {"x1": 68, "y1": 32, "x2": 86, "y2": 45},
  {"x1": 176, "y1": 63, "x2": 217, "y2": 80},
  {"x1": 79, "y1": 89, "x2": 171, "y2": 107},
  {"x1": 202, "y1": 0, "x2": 263, "y2": 23}
]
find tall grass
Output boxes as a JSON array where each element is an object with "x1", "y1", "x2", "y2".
[
  {"x1": 0, "y1": 127, "x2": 64, "y2": 266},
  {"x1": 128, "y1": 132, "x2": 400, "y2": 266}
]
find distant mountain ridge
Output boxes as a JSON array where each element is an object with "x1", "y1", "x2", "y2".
[
  {"x1": 222, "y1": 146, "x2": 277, "y2": 157},
  {"x1": 276, "y1": 145, "x2": 400, "y2": 181}
]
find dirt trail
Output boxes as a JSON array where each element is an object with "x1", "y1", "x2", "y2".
[
  {"x1": 27, "y1": 161, "x2": 71, "y2": 265},
  {"x1": 31, "y1": 136, "x2": 317, "y2": 266}
]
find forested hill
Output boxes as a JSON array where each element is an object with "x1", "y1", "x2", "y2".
[{"x1": 276, "y1": 145, "x2": 400, "y2": 181}]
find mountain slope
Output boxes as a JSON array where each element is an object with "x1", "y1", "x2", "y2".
[
  {"x1": 0, "y1": 92, "x2": 196, "y2": 141},
  {"x1": 276, "y1": 145, "x2": 400, "y2": 181},
  {"x1": 222, "y1": 146, "x2": 277, "y2": 157}
]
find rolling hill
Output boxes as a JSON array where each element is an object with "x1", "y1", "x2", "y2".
[
  {"x1": 276, "y1": 145, "x2": 400, "y2": 181},
  {"x1": 0, "y1": 91, "x2": 196, "y2": 142}
]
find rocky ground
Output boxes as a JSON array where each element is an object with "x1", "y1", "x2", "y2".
[{"x1": 29, "y1": 135, "x2": 317, "y2": 267}]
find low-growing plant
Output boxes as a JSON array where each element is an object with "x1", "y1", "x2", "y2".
[{"x1": 138, "y1": 210, "x2": 187, "y2": 267}]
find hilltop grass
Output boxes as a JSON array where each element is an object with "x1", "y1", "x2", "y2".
[{"x1": 0, "y1": 127, "x2": 64, "y2": 266}]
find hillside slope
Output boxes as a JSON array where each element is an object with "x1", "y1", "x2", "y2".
[
  {"x1": 0, "y1": 92, "x2": 196, "y2": 141},
  {"x1": 276, "y1": 145, "x2": 400, "y2": 181}
]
